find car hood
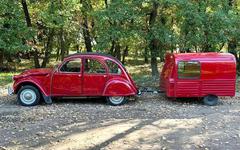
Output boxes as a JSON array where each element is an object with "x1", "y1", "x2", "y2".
[{"x1": 13, "y1": 68, "x2": 53, "y2": 80}]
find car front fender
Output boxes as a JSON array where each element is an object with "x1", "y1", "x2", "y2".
[
  {"x1": 103, "y1": 79, "x2": 137, "y2": 96},
  {"x1": 14, "y1": 80, "x2": 49, "y2": 96}
]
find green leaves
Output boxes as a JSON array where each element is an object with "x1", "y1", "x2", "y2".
[
  {"x1": 0, "y1": 0, "x2": 32, "y2": 54},
  {"x1": 175, "y1": 0, "x2": 239, "y2": 52},
  {"x1": 94, "y1": 0, "x2": 143, "y2": 51},
  {"x1": 40, "y1": 0, "x2": 79, "y2": 29},
  {"x1": 0, "y1": 0, "x2": 239, "y2": 67},
  {"x1": 92, "y1": 0, "x2": 240, "y2": 57}
]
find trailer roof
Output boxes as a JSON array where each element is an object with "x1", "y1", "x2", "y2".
[{"x1": 171, "y1": 52, "x2": 236, "y2": 62}]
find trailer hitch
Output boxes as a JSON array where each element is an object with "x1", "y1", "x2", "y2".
[{"x1": 137, "y1": 87, "x2": 164, "y2": 95}]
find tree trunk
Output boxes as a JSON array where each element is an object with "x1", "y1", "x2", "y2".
[
  {"x1": 64, "y1": 41, "x2": 70, "y2": 55},
  {"x1": 122, "y1": 46, "x2": 128, "y2": 65},
  {"x1": 21, "y1": 0, "x2": 32, "y2": 27},
  {"x1": 0, "y1": 51, "x2": 4, "y2": 69},
  {"x1": 159, "y1": 47, "x2": 164, "y2": 62},
  {"x1": 41, "y1": 29, "x2": 54, "y2": 68},
  {"x1": 228, "y1": 39, "x2": 237, "y2": 51},
  {"x1": 150, "y1": 39, "x2": 159, "y2": 77},
  {"x1": 59, "y1": 28, "x2": 66, "y2": 61},
  {"x1": 228, "y1": 0, "x2": 239, "y2": 70},
  {"x1": 228, "y1": 39, "x2": 239, "y2": 70},
  {"x1": 104, "y1": 0, "x2": 108, "y2": 8},
  {"x1": 80, "y1": 0, "x2": 93, "y2": 52},
  {"x1": 110, "y1": 40, "x2": 115, "y2": 55},
  {"x1": 33, "y1": 48, "x2": 40, "y2": 68},
  {"x1": 82, "y1": 17, "x2": 92, "y2": 52},
  {"x1": 238, "y1": 52, "x2": 240, "y2": 72},
  {"x1": 144, "y1": 47, "x2": 148, "y2": 63},
  {"x1": 6, "y1": 54, "x2": 13, "y2": 62},
  {"x1": 148, "y1": 2, "x2": 159, "y2": 77},
  {"x1": 228, "y1": 0, "x2": 234, "y2": 6},
  {"x1": 21, "y1": 0, "x2": 41, "y2": 68},
  {"x1": 56, "y1": 47, "x2": 60, "y2": 61},
  {"x1": 170, "y1": 17, "x2": 174, "y2": 53},
  {"x1": 114, "y1": 42, "x2": 121, "y2": 61}
]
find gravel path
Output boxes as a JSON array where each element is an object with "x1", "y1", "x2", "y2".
[{"x1": 0, "y1": 93, "x2": 240, "y2": 150}]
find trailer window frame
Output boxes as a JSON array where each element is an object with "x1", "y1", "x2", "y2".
[{"x1": 177, "y1": 60, "x2": 201, "y2": 79}]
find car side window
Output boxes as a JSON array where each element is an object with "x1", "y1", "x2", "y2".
[
  {"x1": 60, "y1": 58, "x2": 81, "y2": 73},
  {"x1": 106, "y1": 60, "x2": 122, "y2": 75},
  {"x1": 178, "y1": 61, "x2": 200, "y2": 79},
  {"x1": 84, "y1": 58, "x2": 106, "y2": 74}
]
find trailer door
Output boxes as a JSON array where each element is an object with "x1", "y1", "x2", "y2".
[{"x1": 175, "y1": 61, "x2": 201, "y2": 97}]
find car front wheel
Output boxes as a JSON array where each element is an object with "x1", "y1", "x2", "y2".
[
  {"x1": 18, "y1": 85, "x2": 40, "y2": 106},
  {"x1": 106, "y1": 96, "x2": 127, "y2": 106}
]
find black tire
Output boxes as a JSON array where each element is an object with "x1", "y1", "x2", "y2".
[
  {"x1": 17, "y1": 85, "x2": 41, "y2": 106},
  {"x1": 106, "y1": 96, "x2": 127, "y2": 106},
  {"x1": 203, "y1": 95, "x2": 218, "y2": 106}
]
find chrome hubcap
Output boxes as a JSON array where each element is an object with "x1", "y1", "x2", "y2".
[
  {"x1": 20, "y1": 89, "x2": 37, "y2": 105},
  {"x1": 109, "y1": 96, "x2": 124, "y2": 105}
]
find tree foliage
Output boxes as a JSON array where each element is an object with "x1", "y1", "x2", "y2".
[
  {"x1": 0, "y1": 0, "x2": 239, "y2": 74},
  {"x1": 0, "y1": 0, "x2": 32, "y2": 54}
]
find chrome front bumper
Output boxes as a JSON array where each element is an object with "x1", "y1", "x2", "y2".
[{"x1": 8, "y1": 86, "x2": 14, "y2": 96}]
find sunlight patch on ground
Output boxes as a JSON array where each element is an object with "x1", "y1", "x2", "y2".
[
  {"x1": 106, "y1": 118, "x2": 203, "y2": 150},
  {"x1": 36, "y1": 119, "x2": 141, "y2": 150},
  {"x1": 30, "y1": 118, "x2": 203, "y2": 150}
]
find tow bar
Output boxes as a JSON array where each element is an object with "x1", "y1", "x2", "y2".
[{"x1": 137, "y1": 87, "x2": 164, "y2": 95}]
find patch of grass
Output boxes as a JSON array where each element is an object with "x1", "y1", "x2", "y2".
[
  {"x1": 0, "y1": 72, "x2": 20, "y2": 87},
  {"x1": 125, "y1": 58, "x2": 163, "y2": 88}
]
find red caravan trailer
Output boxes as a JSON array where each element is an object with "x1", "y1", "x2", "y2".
[{"x1": 160, "y1": 52, "x2": 237, "y2": 106}]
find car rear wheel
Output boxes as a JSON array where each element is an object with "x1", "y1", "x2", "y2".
[
  {"x1": 203, "y1": 95, "x2": 218, "y2": 106},
  {"x1": 18, "y1": 85, "x2": 40, "y2": 106},
  {"x1": 106, "y1": 96, "x2": 127, "y2": 106}
]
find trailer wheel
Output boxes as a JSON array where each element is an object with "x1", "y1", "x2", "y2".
[{"x1": 203, "y1": 95, "x2": 218, "y2": 106}]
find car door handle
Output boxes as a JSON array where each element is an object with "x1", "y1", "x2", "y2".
[
  {"x1": 103, "y1": 75, "x2": 107, "y2": 78},
  {"x1": 78, "y1": 74, "x2": 81, "y2": 77}
]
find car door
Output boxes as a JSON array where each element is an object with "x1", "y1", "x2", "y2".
[
  {"x1": 51, "y1": 58, "x2": 82, "y2": 96},
  {"x1": 175, "y1": 60, "x2": 201, "y2": 97},
  {"x1": 83, "y1": 58, "x2": 107, "y2": 96}
]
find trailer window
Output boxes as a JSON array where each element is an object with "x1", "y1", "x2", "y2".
[{"x1": 178, "y1": 61, "x2": 200, "y2": 79}]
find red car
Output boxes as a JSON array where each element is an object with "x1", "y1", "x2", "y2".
[
  {"x1": 160, "y1": 52, "x2": 237, "y2": 106},
  {"x1": 9, "y1": 53, "x2": 138, "y2": 106}
]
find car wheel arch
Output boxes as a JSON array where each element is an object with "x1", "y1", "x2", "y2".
[
  {"x1": 103, "y1": 79, "x2": 135, "y2": 96},
  {"x1": 15, "y1": 81, "x2": 45, "y2": 97}
]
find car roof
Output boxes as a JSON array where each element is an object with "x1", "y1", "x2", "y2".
[{"x1": 65, "y1": 52, "x2": 124, "y2": 66}]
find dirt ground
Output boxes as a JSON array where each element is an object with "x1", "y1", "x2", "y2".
[{"x1": 0, "y1": 92, "x2": 240, "y2": 150}]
